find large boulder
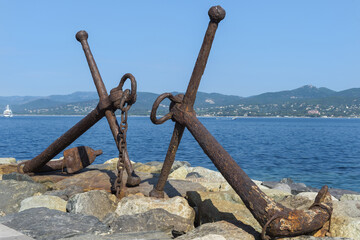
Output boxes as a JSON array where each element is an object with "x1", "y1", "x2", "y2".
[
  {"x1": 0, "y1": 180, "x2": 47, "y2": 215},
  {"x1": 176, "y1": 221, "x2": 259, "y2": 240},
  {"x1": 330, "y1": 200, "x2": 360, "y2": 239},
  {"x1": 106, "y1": 208, "x2": 194, "y2": 236},
  {"x1": 115, "y1": 195, "x2": 195, "y2": 224},
  {"x1": 66, "y1": 190, "x2": 118, "y2": 221},
  {"x1": 20, "y1": 195, "x2": 67, "y2": 212},
  {"x1": 0, "y1": 207, "x2": 110, "y2": 240}
]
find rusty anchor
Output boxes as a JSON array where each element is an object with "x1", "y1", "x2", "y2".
[
  {"x1": 20, "y1": 30, "x2": 141, "y2": 197},
  {"x1": 149, "y1": 6, "x2": 332, "y2": 239}
]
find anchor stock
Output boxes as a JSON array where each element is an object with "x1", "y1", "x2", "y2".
[{"x1": 149, "y1": 5, "x2": 332, "y2": 239}]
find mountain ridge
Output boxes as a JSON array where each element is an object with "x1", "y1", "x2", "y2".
[{"x1": 2, "y1": 85, "x2": 360, "y2": 117}]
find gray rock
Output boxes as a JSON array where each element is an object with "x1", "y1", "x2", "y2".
[
  {"x1": 273, "y1": 183, "x2": 292, "y2": 193},
  {"x1": 59, "y1": 231, "x2": 171, "y2": 240},
  {"x1": 0, "y1": 207, "x2": 110, "y2": 240},
  {"x1": 186, "y1": 172, "x2": 202, "y2": 179},
  {"x1": 2, "y1": 172, "x2": 34, "y2": 182},
  {"x1": 329, "y1": 188, "x2": 360, "y2": 200},
  {"x1": 176, "y1": 221, "x2": 259, "y2": 240},
  {"x1": 67, "y1": 190, "x2": 118, "y2": 221},
  {"x1": 44, "y1": 185, "x2": 84, "y2": 201},
  {"x1": 280, "y1": 177, "x2": 294, "y2": 184},
  {"x1": 0, "y1": 180, "x2": 47, "y2": 214},
  {"x1": 105, "y1": 208, "x2": 194, "y2": 236},
  {"x1": 261, "y1": 180, "x2": 317, "y2": 195}
]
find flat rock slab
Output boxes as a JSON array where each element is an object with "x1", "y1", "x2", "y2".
[
  {"x1": 176, "y1": 221, "x2": 259, "y2": 240},
  {"x1": 59, "y1": 231, "x2": 171, "y2": 240},
  {"x1": 54, "y1": 169, "x2": 116, "y2": 192},
  {"x1": 125, "y1": 173, "x2": 206, "y2": 197},
  {"x1": 0, "y1": 207, "x2": 110, "y2": 240},
  {"x1": 0, "y1": 223, "x2": 34, "y2": 240},
  {"x1": 105, "y1": 208, "x2": 194, "y2": 236}
]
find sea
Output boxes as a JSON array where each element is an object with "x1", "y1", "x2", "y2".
[{"x1": 1, "y1": 116, "x2": 359, "y2": 192}]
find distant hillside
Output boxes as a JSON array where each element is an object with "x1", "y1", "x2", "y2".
[{"x1": 2, "y1": 85, "x2": 360, "y2": 117}]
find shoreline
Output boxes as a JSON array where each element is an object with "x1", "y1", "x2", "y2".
[{"x1": 2, "y1": 114, "x2": 360, "y2": 119}]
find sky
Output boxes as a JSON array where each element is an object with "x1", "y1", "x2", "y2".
[{"x1": 0, "y1": 1, "x2": 359, "y2": 97}]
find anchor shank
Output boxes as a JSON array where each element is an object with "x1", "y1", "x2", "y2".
[
  {"x1": 76, "y1": 31, "x2": 134, "y2": 176},
  {"x1": 23, "y1": 106, "x2": 104, "y2": 173},
  {"x1": 183, "y1": 19, "x2": 219, "y2": 109}
]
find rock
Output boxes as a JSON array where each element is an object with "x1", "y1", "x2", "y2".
[
  {"x1": 59, "y1": 231, "x2": 172, "y2": 240},
  {"x1": 169, "y1": 166, "x2": 189, "y2": 179},
  {"x1": 106, "y1": 208, "x2": 194, "y2": 236},
  {"x1": 0, "y1": 164, "x2": 18, "y2": 174},
  {"x1": 44, "y1": 185, "x2": 84, "y2": 201},
  {"x1": 0, "y1": 180, "x2": 47, "y2": 215},
  {"x1": 67, "y1": 190, "x2": 118, "y2": 221},
  {"x1": 273, "y1": 183, "x2": 292, "y2": 193},
  {"x1": 187, "y1": 166, "x2": 225, "y2": 182},
  {"x1": 19, "y1": 195, "x2": 67, "y2": 212},
  {"x1": 124, "y1": 173, "x2": 206, "y2": 198},
  {"x1": 297, "y1": 192, "x2": 338, "y2": 202},
  {"x1": 3, "y1": 172, "x2": 34, "y2": 182},
  {"x1": 186, "y1": 172, "x2": 202, "y2": 179},
  {"x1": 0, "y1": 158, "x2": 16, "y2": 164},
  {"x1": 261, "y1": 180, "x2": 317, "y2": 194},
  {"x1": 115, "y1": 195, "x2": 195, "y2": 223},
  {"x1": 262, "y1": 188, "x2": 292, "y2": 202},
  {"x1": 328, "y1": 188, "x2": 360, "y2": 200},
  {"x1": 0, "y1": 207, "x2": 110, "y2": 240},
  {"x1": 55, "y1": 169, "x2": 116, "y2": 192},
  {"x1": 330, "y1": 215, "x2": 360, "y2": 239},
  {"x1": 279, "y1": 236, "x2": 352, "y2": 239},
  {"x1": 277, "y1": 195, "x2": 314, "y2": 210},
  {"x1": 333, "y1": 200, "x2": 360, "y2": 219},
  {"x1": 340, "y1": 193, "x2": 360, "y2": 201},
  {"x1": 176, "y1": 221, "x2": 259, "y2": 240},
  {"x1": 133, "y1": 161, "x2": 190, "y2": 174},
  {"x1": 186, "y1": 191, "x2": 261, "y2": 233}
]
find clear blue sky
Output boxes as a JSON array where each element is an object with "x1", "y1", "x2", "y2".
[{"x1": 1, "y1": 1, "x2": 359, "y2": 97}]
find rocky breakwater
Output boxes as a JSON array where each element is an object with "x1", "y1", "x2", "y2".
[{"x1": 0, "y1": 157, "x2": 359, "y2": 239}]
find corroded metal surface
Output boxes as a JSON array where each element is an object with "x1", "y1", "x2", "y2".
[
  {"x1": 21, "y1": 31, "x2": 141, "y2": 195},
  {"x1": 149, "y1": 5, "x2": 332, "y2": 238},
  {"x1": 35, "y1": 146, "x2": 102, "y2": 173}
]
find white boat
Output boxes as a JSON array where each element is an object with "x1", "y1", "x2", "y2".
[{"x1": 3, "y1": 105, "x2": 13, "y2": 117}]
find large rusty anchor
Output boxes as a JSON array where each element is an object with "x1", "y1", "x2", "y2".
[
  {"x1": 149, "y1": 6, "x2": 332, "y2": 239},
  {"x1": 20, "y1": 30, "x2": 141, "y2": 197}
]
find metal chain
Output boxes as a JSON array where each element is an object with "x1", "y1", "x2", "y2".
[{"x1": 115, "y1": 101, "x2": 129, "y2": 198}]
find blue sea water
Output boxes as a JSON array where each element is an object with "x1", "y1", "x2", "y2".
[{"x1": 1, "y1": 116, "x2": 359, "y2": 192}]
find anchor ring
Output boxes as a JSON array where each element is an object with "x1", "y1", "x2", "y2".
[
  {"x1": 150, "y1": 93, "x2": 183, "y2": 125},
  {"x1": 118, "y1": 73, "x2": 137, "y2": 104}
]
